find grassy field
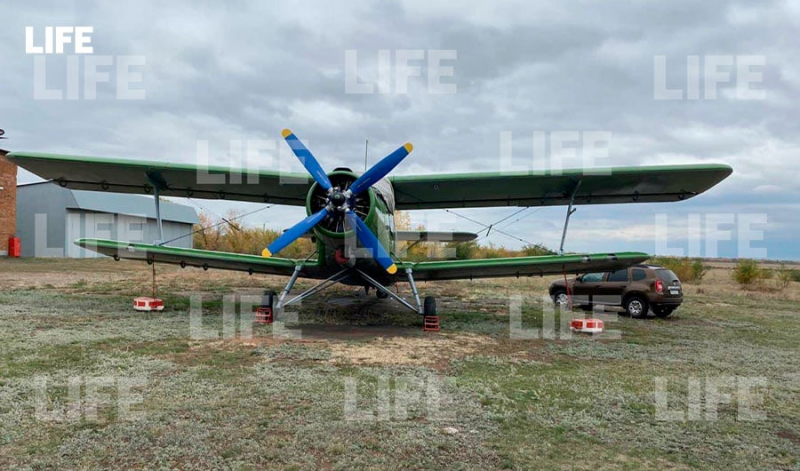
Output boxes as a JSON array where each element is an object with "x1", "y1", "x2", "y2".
[{"x1": 0, "y1": 258, "x2": 797, "y2": 470}]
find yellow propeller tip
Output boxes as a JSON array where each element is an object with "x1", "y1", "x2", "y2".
[
  {"x1": 261, "y1": 248, "x2": 272, "y2": 258},
  {"x1": 387, "y1": 264, "x2": 398, "y2": 275},
  {"x1": 403, "y1": 143, "x2": 414, "y2": 153},
  {"x1": 281, "y1": 129, "x2": 293, "y2": 138}
]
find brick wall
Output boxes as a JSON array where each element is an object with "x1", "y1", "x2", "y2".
[{"x1": 0, "y1": 150, "x2": 17, "y2": 254}]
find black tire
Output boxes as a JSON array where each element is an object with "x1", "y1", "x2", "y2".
[
  {"x1": 262, "y1": 290, "x2": 277, "y2": 309},
  {"x1": 423, "y1": 296, "x2": 437, "y2": 316},
  {"x1": 654, "y1": 306, "x2": 675, "y2": 318},
  {"x1": 376, "y1": 290, "x2": 389, "y2": 299},
  {"x1": 624, "y1": 295, "x2": 649, "y2": 318},
  {"x1": 552, "y1": 290, "x2": 569, "y2": 307}
]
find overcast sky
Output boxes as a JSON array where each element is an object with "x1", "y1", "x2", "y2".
[{"x1": 2, "y1": 1, "x2": 798, "y2": 260}]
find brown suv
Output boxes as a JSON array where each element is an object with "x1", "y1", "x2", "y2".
[{"x1": 549, "y1": 265, "x2": 683, "y2": 318}]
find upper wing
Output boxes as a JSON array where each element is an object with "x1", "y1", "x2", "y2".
[
  {"x1": 77, "y1": 238, "x2": 330, "y2": 279},
  {"x1": 390, "y1": 164, "x2": 732, "y2": 209},
  {"x1": 9, "y1": 152, "x2": 732, "y2": 210},
  {"x1": 400, "y1": 252, "x2": 649, "y2": 281},
  {"x1": 7, "y1": 152, "x2": 313, "y2": 205}
]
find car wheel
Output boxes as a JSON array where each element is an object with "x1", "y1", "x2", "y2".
[
  {"x1": 654, "y1": 306, "x2": 674, "y2": 318},
  {"x1": 624, "y1": 296, "x2": 648, "y2": 318},
  {"x1": 552, "y1": 290, "x2": 569, "y2": 307}
]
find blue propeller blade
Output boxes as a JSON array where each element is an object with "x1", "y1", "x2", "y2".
[
  {"x1": 345, "y1": 211, "x2": 398, "y2": 274},
  {"x1": 263, "y1": 207, "x2": 329, "y2": 257},
  {"x1": 349, "y1": 142, "x2": 413, "y2": 196},
  {"x1": 282, "y1": 129, "x2": 332, "y2": 191}
]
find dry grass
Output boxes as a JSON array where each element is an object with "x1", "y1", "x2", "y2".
[{"x1": 0, "y1": 257, "x2": 797, "y2": 470}]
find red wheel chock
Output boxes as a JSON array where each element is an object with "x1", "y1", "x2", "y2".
[
  {"x1": 570, "y1": 318, "x2": 603, "y2": 334},
  {"x1": 255, "y1": 307, "x2": 274, "y2": 324},
  {"x1": 423, "y1": 316, "x2": 440, "y2": 332}
]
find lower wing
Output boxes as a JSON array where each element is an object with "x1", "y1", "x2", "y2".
[
  {"x1": 76, "y1": 239, "x2": 327, "y2": 278},
  {"x1": 400, "y1": 252, "x2": 649, "y2": 281},
  {"x1": 77, "y1": 239, "x2": 647, "y2": 282}
]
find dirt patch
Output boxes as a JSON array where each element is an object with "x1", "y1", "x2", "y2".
[
  {"x1": 777, "y1": 429, "x2": 800, "y2": 445},
  {"x1": 327, "y1": 332, "x2": 497, "y2": 366}
]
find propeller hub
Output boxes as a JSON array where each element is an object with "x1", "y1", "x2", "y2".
[{"x1": 330, "y1": 191, "x2": 346, "y2": 207}]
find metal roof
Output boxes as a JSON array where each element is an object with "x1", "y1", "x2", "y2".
[{"x1": 19, "y1": 181, "x2": 199, "y2": 224}]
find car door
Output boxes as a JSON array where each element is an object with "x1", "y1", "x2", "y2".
[
  {"x1": 572, "y1": 272, "x2": 605, "y2": 305},
  {"x1": 596, "y1": 268, "x2": 629, "y2": 306}
]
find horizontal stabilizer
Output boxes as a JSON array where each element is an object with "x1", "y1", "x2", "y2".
[{"x1": 396, "y1": 231, "x2": 478, "y2": 242}]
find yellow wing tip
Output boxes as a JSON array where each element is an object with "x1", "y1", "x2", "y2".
[
  {"x1": 403, "y1": 142, "x2": 414, "y2": 153},
  {"x1": 387, "y1": 264, "x2": 398, "y2": 275},
  {"x1": 281, "y1": 129, "x2": 293, "y2": 138},
  {"x1": 261, "y1": 248, "x2": 272, "y2": 258}
]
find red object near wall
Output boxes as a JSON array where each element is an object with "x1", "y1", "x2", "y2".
[{"x1": 8, "y1": 238, "x2": 20, "y2": 257}]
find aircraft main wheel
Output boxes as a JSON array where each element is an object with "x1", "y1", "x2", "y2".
[
  {"x1": 423, "y1": 296, "x2": 437, "y2": 316},
  {"x1": 624, "y1": 296, "x2": 648, "y2": 318},
  {"x1": 262, "y1": 290, "x2": 277, "y2": 309},
  {"x1": 376, "y1": 290, "x2": 389, "y2": 299}
]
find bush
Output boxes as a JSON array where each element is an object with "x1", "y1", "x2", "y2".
[
  {"x1": 193, "y1": 211, "x2": 315, "y2": 257},
  {"x1": 776, "y1": 264, "x2": 794, "y2": 290},
  {"x1": 733, "y1": 259, "x2": 761, "y2": 287},
  {"x1": 690, "y1": 259, "x2": 708, "y2": 283},
  {"x1": 521, "y1": 243, "x2": 555, "y2": 256}
]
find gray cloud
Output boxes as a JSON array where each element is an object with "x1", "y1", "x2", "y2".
[{"x1": 3, "y1": 0, "x2": 798, "y2": 259}]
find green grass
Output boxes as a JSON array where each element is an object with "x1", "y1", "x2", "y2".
[{"x1": 0, "y1": 259, "x2": 797, "y2": 469}]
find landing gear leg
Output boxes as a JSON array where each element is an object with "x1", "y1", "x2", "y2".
[
  {"x1": 276, "y1": 265, "x2": 303, "y2": 312},
  {"x1": 405, "y1": 268, "x2": 423, "y2": 314},
  {"x1": 278, "y1": 267, "x2": 350, "y2": 311},
  {"x1": 354, "y1": 268, "x2": 421, "y2": 313}
]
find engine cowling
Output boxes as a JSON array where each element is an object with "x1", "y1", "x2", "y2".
[{"x1": 306, "y1": 170, "x2": 372, "y2": 237}]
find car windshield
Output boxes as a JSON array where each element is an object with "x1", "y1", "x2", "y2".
[{"x1": 656, "y1": 269, "x2": 679, "y2": 283}]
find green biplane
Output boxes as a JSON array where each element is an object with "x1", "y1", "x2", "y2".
[{"x1": 7, "y1": 129, "x2": 732, "y2": 316}]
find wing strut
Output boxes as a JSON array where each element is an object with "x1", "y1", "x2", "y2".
[
  {"x1": 146, "y1": 173, "x2": 167, "y2": 245},
  {"x1": 558, "y1": 180, "x2": 582, "y2": 255}
]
